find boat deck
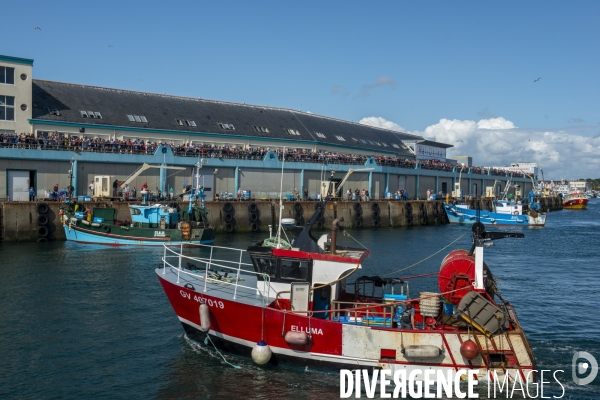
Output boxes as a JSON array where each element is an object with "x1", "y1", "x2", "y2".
[{"x1": 156, "y1": 244, "x2": 269, "y2": 307}]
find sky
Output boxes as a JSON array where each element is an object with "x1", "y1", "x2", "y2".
[{"x1": 4, "y1": 1, "x2": 600, "y2": 179}]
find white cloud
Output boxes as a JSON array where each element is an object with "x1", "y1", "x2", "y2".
[
  {"x1": 359, "y1": 116, "x2": 405, "y2": 132},
  {"x1": 422, "y1": 117, "x2": 600, "y2": 179}
]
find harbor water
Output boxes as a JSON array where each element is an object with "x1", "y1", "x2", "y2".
[{"x1": 1, "y1": 201, "x2": 599, "y2": 399}]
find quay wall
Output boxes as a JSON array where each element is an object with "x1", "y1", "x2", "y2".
[{"x1": 0, "y1": 197, "x2": 564, "y2": 242}]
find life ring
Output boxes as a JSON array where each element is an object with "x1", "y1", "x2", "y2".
[
  {"x1": 103, "y1": 225, "x2": 111, "y2": 233},
  {"x1": 37, "y1": 214, "x2": 49, "y2": 226},
  {"x1": 512, "y1": 210, "x2": 519, "y2": 215},
  {"x1": 249, "y1": 202, "x2": 258, "y2": 213},
  {"x1": 36, "y1": 203, "x2": 49, "y2": 214},
  {"x1": 36, "y1": 225, "x2": 49, "y2": 238},
  {"x1": 225, "y1": 223, "x2": 234, "y2": 233},
  {"x1": 223, "y1": 202, "x2": 233, "y2": 212}
]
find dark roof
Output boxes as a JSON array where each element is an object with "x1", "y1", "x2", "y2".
[
  {"x1": 402, "y1": 139, "x2": 454, "y2": 149},
  {"x1": 31, "y1": 79, "x2": 432, "y2": 156}
]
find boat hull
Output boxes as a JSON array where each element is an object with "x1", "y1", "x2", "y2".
[
  {"x1": 563, "y1": 197, "x2": 588, "y2": 209},
  {"x1": 63, "y1": 222, "x2": 215, "y2": 246},
  {"x1": 443, "y1": 204, "x2": 546, "y2": 226},
  {"x1": 157, "y1": 268, "x2": 536, "y2": 382}
]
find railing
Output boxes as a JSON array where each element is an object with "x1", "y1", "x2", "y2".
[
  {"x1": 161, "y1": 243, "x2": 271, "y2": 301},
  {"x1": 331, "y1": 299, "x2": 401, "y2": 329}
]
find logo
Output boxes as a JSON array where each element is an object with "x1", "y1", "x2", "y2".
[{"x1": 572, "y1": 351, "x2": 598, "y2": 385}]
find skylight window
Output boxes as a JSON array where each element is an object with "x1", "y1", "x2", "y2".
[
  {"x1": 315, "y1": 132, "x2": 326, "y2": 139},
  {"x1": 176, "y1": 119, "x2": 184, "y2": 126},
  {"x1": 187, "y1": 120, "x2": 196, "y2": 127},
  {"x1": 392, "y1": 143, "x2": 400, "y2": 149},
  {"x1": 335, "y1": 135, "x2": 346, "y2": 142},
  {"x1": 367, "y1": 140, "x2": 375, "y2": 145},
  {"x1": 253, "y1": 125, "x2": 269, "y2": 133},
  {"x1": 219, "y1": 123, "x2": 235, "y2": 130},
  {"x1": 375, "y1": 141, "x2": 382, "y2": 146},
  {"x1": 80, "y1": 111, "x2": 88, "y2": 118},
  {"x1": 382, "y1": 142, "x2": 389, "y2": 147},
  {"x1": 44, "y1": 106, "x2": 51, "y2": 114},
  {"x1": 286, "y1": 128, "x2": 301, "y2": 136},
  {"x1": 127, "y1": 114, "x2": 147, "y2": 123},
  {"x1": 87, "y1": 111, "x2": 95, "y2": 118},
  {"x1": 351, "y1": 137, "x2": 359, "y2": 143},
  {"x1": 360, "y1": 139, "x2": 367, "y2": 144}
]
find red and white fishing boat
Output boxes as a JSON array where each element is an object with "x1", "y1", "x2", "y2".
[
  {"x1": 562, "y1": 192, "x2": 588, "y2": 209},
  {"x1": 156, "y1": 202, "x2": 536, "y2": 382}
]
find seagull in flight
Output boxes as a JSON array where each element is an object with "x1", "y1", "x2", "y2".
[
  {"x1": 533, "y1": 78, "x2": 541, "y2": 83},
  {"x1": 34, "y1": 26, "x2": 41, "y2": 30}
]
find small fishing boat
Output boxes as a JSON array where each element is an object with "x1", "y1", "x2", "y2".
[
  {"x1": 562, "y1": 192, "x2": 588, "y2": 210},
  {"x1": 60, "y1": 200, "x2": 215, "y2": 246},
  {"x1": 444, "y1": 200, "x2": 546, "y2": 226},
  {"x1": 156, "y1": 201, "x2": 536, "y2": 382}
]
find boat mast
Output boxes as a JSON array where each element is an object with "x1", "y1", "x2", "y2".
[{"x1": 276, "y1": 147, "x2": 285, "y2": 248}]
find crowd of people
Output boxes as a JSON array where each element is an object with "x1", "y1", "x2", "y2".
[{"x1": 0, "y1": 131, "x2": 522, "y2": 177}]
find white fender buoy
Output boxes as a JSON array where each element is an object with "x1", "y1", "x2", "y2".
[
  {"x1": 284, "y1": 331, "x2": 309, "y2": 346},
  {"x1": 199, "y1": 303, "x2": 210, "y2": 332},
  {"x1": 402, "y1": 345, "x2": 443, "y2": 358},
  {"x1": 251, "y1": 340, "x2": 272, "y2": 365}
]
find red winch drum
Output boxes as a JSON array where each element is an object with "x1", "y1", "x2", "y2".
[{"x1": 438, "y1": 249, "x2": 476, "y2": 304}]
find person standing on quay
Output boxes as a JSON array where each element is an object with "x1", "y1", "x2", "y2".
[{"x1": 29, "y1": 187, "x2": 35, "y2": 201}]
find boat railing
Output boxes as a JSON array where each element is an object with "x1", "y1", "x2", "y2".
[{"x1": 161, "y1": 243, "x2": 271, "y2": 301}]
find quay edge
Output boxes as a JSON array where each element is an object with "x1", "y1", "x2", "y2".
[{"x1": 0, "y1": 198, "x2": 563, "y2": 243}]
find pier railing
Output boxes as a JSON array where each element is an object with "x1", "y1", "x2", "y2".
[{"x1": 161, "y1": 243, "x2": 271, "y2": 301}]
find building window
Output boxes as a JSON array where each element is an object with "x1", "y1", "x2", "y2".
[
  {"x1": 20, "y1": 73, "x2": 27, "y2": 81},
  {"x1": 285, "y1": 128, "x2": 301, "y2": 136},
  {"x1": 0, "y1": 96, "x2": 15, "y2": 120},
  {"x1": 127, "y1": 114, "x2": 147, "y2": 122},
  {"x1": 335, "y1": 135, "x2": 346, "y2": 141},
  {"x1": 315, "y1": 132, "x2": 326, "y2": 139},
  {"x1": 218, "y1": 123, "x2": 235, "y2": 130},
  {"x1": 253, "y1": 125, "x2": 269, "y2": 133},
  {"x1": 0, "y1": 67, "x2": 15, "y2": 85}
]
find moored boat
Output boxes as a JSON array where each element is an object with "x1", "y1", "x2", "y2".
[
  {"x1": 61, "y1": 201, "x2": 215, "y2": 246},
  {"x1": 444, "y1": 200, "x2": 546, "y2": 226},
  {"x1": 156, "y1": 201, "x2": 536, "y2": 382}
]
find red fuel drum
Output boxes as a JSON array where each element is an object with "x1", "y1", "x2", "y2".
[{"x1": 438, "y1": 249, "x2": 475, "y2": 304}]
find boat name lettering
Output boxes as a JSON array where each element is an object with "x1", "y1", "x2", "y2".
[
  {"x1": 154, "y1": 231, "x2": 166, "y2": 237},
  {"x1": 179, "y1": 290, "x2": 224, "y2": 308},
  {"x1": 291, "y1": 325, "x2": 323, "y2": 335}
]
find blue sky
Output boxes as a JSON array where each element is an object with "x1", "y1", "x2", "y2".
[{"x1": 4, "y1": 1, "x2": 600, "y2": 178}]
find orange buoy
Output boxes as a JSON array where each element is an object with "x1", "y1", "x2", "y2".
[{"x1": 460, "y1": 339, "x2": 479, "y2": 360}]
